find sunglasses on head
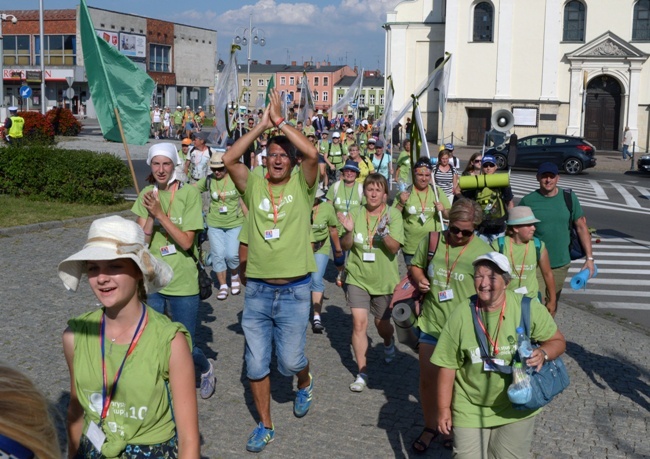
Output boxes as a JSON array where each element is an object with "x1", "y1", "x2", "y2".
[{"x1": 448, "y1": 226, "x2": 474, "y2": 237}]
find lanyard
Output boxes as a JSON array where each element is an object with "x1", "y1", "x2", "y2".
[
  {"x1": 365, "y1": 205, "x2": 386, "y2": 249},
  {"x1": 311, "y1": 203, "x2": 320, "y2": 225},
  {"x1": 343, "y1": 183, "x2": 355, "y2": 212},
  {"x1": 444, "y1": 239, "x2": 471, "y2": 287},
  {"x1": 415, "y1": 186, "x2": 430, "y2": 214},
  {"x1": 267, "y1": 182, "x2": 284, "y2": 227},
  {"x1": 99, "y1": 304, "x2": 147, "y2": 421},
  {"x1": 215, "y1": 175, "x2": 229, "y2": 202},
  {"x1": 158, "y1": 182, "x2": 178, "y2": 244},
  {"x1": 475, "y1": 299, "x2": 507, "y2": 356},
  {"x1": 509, "y1": 238, "x2": 529, "y2": 288}
]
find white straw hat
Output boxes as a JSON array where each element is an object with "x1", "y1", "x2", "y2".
[{"x1": 58, "y1": 216, "x2": 173, "y2": 293}]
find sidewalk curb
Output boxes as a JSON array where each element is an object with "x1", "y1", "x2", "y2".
[{"x1": 0, "y1": 209, "x2": 134, "y2": 237}]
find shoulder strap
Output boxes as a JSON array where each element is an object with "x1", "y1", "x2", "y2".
[
  {"x1": 207, "y1": 175, "x2": 211, "y2": 193},
  {"x1": 497, "y1": 236, "x2": 505, "y2": 254},
  {"x1": 333, "y1": 180, "x2": 340, "y2": 195},
  {"x1": 426, "y1": 231, "x2": 440, "y2": 265},
  {"x1": 562, "y1": 188, "x2": 574, "y2": 225},
  {"x1": 356, "y1": 183, "x2": 363, "y2": 200},
  {"x1": 519, "y1": 296, "x2": 532, "y2": 337},
  {"x1": 533, "y1": 237, "x2": 541, "y2": 262},
  {"x1": 469, "y1": 296, "x2": 512, "y2": 374}
]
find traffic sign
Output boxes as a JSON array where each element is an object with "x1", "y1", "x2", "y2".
[
  {"x1": 65, "y1": 88, "x2": 75, "y2": 99},
  {"x1": 20, "y1": 86, "x2": 33, "y2": 99},
  {"x1": 66, "y1": 77, "x2": 74, "y2": 87}
]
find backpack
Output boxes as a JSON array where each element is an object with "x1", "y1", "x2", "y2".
[
  {"x1": 496, "y1": 236, "x2": 541, "y2": 263},
  {"x1": 332, "y1": 180, "x2": 363, "y2": 202},
  {"x1": 389, "y1": 232, "x2": 440, "y2": 315},
  {"x1": 475, "y1": 186, "x2": 506, "y2": 221},
  {"x1": 188, "y1": 146, "x2": 213, "y2": 180},
  {"x1": 562, "y1": 188, "x2": 587, "y2": 260}
]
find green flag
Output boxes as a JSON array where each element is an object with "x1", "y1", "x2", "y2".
[
  {"x1": 79, "y1": 0, "x2": 155, "y2": 145},
  {"x1": 265, "y1": 75, "x2": 275, "y2": 106}
]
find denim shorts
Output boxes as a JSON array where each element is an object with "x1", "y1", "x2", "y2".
[
  {"x1": 311, "y1": 252, "x2": 330, "y2": 293},
  {"x1": 242, "y1": 276, "x2": 311, "y2": 380}
]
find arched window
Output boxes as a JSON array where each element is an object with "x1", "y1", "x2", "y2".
[
  {"x1": 633, "y1": 0, "x2": 650, "y2": 40},
  {"x1": 563, "y1": 1, "x2": 585, "y2": 42},
  {"x1": 473, "y1": 2, "x2": 493, "y2": 42}
]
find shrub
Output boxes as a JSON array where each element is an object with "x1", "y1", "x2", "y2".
[
  {"x1": 46, "y1": 107, "x2": 82, "y2": 136},
  {"x1": 19, "y1": 111, "x2": 55, "y2": 144},
  {"x1": 0, "y1": 146, "x2": 131, "y2": 205}
]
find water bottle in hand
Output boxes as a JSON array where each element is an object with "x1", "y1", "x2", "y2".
[
  {"x1": 507, "y1": 362, "x2": 532, "y2": 404},
  {"x1": 517, "y1": 326, "x2": 533, "y2": 356}
]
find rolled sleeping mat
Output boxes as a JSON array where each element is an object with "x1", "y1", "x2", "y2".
[
  {"x1": 392, "y1": 302, "x2": 420, "y2": 351},
  {"x1": 459, "y1": 172, "x2": 510, "y2": 190},
  {"x1": 570, "y1": 264, "x2": 598, "y2": 290}
]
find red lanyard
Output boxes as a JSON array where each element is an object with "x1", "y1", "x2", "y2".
[
  {"x1": 365, "y1": 205, "x2": 386, "y2": 249},
  {"x1": 444, "y1": 239, "x2": 470, "y2": 287},
  {"x1": 415, "y1": 186, "x2": 430, "y2": 214},
  {"x1": 475, "y1": 299, "x2": 506, "y2": 356},
  {"x1": 99, "y1": 304, "x2": 148, "y2": 421},
  {"x1": 267, "y1": 182, "x2": 284, "y2": 227},
  {"x1": 509, "y1": 238, "x2": 529, "y2": 287}
]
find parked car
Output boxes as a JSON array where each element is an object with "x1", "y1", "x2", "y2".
[
  {"x1": 637, "y1": 154, "x2": 650, "y2": 172},
  {"x1": 487, "y1": 134, "x2": 597, "y2": 175}
]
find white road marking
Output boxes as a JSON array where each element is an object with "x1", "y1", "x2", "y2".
[
  {"x1": 591, "y1": 302, "x2": 650, "y2": 311},
  {"x1": 589, "y1": 179, "x2": 608, "y2": 200},
  {"x1": 611, "y1": 182, "x2": 642, "y2": 208}
]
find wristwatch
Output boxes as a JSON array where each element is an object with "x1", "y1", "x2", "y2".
[{"x1": 540, "y1": 348, "x2": 549, "y2": 361}]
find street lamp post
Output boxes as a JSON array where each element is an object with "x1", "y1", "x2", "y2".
[
  {"x1": 0, "y1": 13, "x2": 19, "y2": 111},
  {"x1": 234, "y1": 14, "x2": 266, "y2": 111}
]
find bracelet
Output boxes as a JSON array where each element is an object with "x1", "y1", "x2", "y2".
[
  {"x1": 539, "y1": 348, "x2": 549, "y2": 361},
  {"x1": 587, "y1": 257, "x2": 594, "y2": 261},
  {"x1": 277, "y1": 120, "x2": 287, "y2": 130},
  {"x1": 274, "y1": 117, "x2": 284, "y2": 127},
  {"x1": 144, "y1": 230, "x2": 153, "y2": 236}
]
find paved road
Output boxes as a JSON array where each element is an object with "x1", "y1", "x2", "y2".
[{"x1": 0, "y1": 220, "x2": 649, "y2": 458}]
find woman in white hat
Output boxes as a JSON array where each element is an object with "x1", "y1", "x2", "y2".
[
  {"x1": 491, "y1": 206, "x2": 557, "y2": 316},
  {"x1": 132, "y1": 143, "x2": 216, "y2": 399},
  {"x1": 60, "y1": 216, "x2": 199, "y2": 458},
  {"x1": 195, "y1": 151, "x2": 246, "y2": 300}
]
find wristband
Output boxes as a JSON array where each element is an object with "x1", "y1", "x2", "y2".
[
  {"x1": 587, "y1": 257, "x2": 594, "y2": 261},
  {"x1": 277, "y1": 120, "x2": 287, "y2": 130},
  {"x1": 274, "y1": 117, "x2": 284, "y2": 127}
]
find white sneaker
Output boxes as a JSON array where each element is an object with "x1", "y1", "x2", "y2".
[
  {"x1": 200, "y1": 360, "x2": 216, "y2": 399},
  {"x1": 349, "y1": 374, "x2": 367, "y2": 392}
]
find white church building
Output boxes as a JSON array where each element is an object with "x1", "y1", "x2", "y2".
[{"x1": 385, "y1": 0, "x2": 650, "y2": 152}]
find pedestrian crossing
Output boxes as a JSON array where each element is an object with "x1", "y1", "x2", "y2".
[
  {"x1": 562, "y1": 237, "x2": 650, "y2": 311},
  {"x1": 509, "y1": 173, "x2": 650, "y2": 214}
]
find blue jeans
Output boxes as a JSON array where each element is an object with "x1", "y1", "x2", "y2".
[
  {"x1": 311, "y1": 253, "x2": 329, "y2": 293},
  {"x1": 622, "y1": 144, "x2": 631, "y2": 159},
  {"x1": 207, "y1": 225, "x2": 241, "y2": 273},
  {"x1": 147, "y1": 292, "x2": 210, "y2": 374},
  {"x1": 241, "y1": 277, "x2": 311, "y2": 380}
]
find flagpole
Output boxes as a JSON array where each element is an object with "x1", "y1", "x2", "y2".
[{"x1": 114, "y1": 107, "x2": 140, "y2": 195}]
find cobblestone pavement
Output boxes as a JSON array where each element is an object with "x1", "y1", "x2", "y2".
[{"x1": 0, "y1": 218, "x2": 648, "y2": 458}]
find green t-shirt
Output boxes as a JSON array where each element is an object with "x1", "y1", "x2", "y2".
[
  {"x1": 326, "y1": 143, "x2": 346, "y2": 168},
  {"x1": 326, "y1": 180, "x2": 364, "y2": 234},
  {"x1": 242, "y1": 169, "x2": 317, "y2": 278},
  {"x1": 491, "y1": 236, "x2": 545, "y2": 299},
  {"x1": 196, "y1": 174, "x2": 244, "y2": 229},
  {"x1": 172, "y1": 110, "x2": 183, "y2": 124},
  {"x1": 68, "y1": 307, "x2": 191, "y2": 455},
  {"x1": 131, "y1": 183, "x2": 203, "y2": 296},
  {"x1": 311, "y1": 201, "x2": 337, "y2": 255},
  {"x1": 345, "y1": 206, "x2": 404, "y2": 295},
  {"x1": 395, "y1": 185, "x2": 451, "y2": 255},
  {"x1": 252, "y1": 165, "x2": 268, "y2": 178},
  {"x1": 395, "y1": 150, "x2": 412, "y2": 185},
  {"x1": 431, "y1": 291, "x2": 558, "y2": 428},
  {"x1": 412, "y1": 233, "x2": 491, "y2": 338},
  {"x1": 519, "y1": 187, "x2": 583, "y2": 269}
]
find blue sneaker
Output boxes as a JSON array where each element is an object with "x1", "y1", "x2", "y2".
[
  {"x1": 246, "y1": 422, "x2": 275, "y2": 453},
  {"x1": 293, "y1": 373, "x2": 314, "y2": 418}
]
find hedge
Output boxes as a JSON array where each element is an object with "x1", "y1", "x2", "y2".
[{"x1": 0, "y1": 145, "x2": 131, "y2": 205}]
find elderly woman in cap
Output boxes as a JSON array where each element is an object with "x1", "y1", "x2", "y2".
[
  {"x1": 491, "y1": 206, "x2": 557, "y2": 316},
  {"x1": 338, "y1": 173, "x2": 404, "y2": 392},
  {"x1": 132, "y1": 142, "x2": 216, "y2": 399},
  {"x1": 196, "y1": 151, "x2": 247, "y2": 301},
  {"x1": 408, "y1": 198, "x2": 490, "y2": 453},
  {"x1": 394, "y1": 156, "x2": 451, "y2": 266},
  {"x1": 60, "y1": 216, "x2": 200, "y2": 458},
  {"x1": 432, "y1": 252, "x2": 566, "y2": 458}
]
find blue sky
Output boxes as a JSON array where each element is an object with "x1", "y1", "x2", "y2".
[{"x1": 32, "y1": 0, "x2": 404, "y2": 71}]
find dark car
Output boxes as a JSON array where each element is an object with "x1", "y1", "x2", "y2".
[
  {"x1": 487, "y1": 134, "x2": 597, "y2": 175},
  {"x1": 637, "y1": 154, "x2": 650, "y2": 172}
]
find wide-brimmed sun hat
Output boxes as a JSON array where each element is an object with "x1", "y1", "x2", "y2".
[
  {"x1": 506, "y1": 206, "x2": 541, "y2": 226},
  {"x1": 58, "y1": 216, "x2": 173, "y2": 293}
]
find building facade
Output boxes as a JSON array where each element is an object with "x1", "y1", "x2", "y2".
[
  {"x1": 1, "y1": 8, "x2": 216, "y2": 118},
  {"x1": 385, "y1": 0, "x2": 650, "y2": 151},
  {"x1": 334, "y1": 75, "x2": 385, "y2": 120}
]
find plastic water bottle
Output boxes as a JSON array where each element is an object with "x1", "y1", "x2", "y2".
[
  {"x1": 507, "y1": 362, "x2": 532, "y2": 404},
  {"x1": 517, "y1": 326, "x2": 534, "y2": 372}
]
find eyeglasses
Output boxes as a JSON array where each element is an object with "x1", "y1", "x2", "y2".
[
  {"x1": 448, "y1": 226, "x2": 474, "y2": 237},
  {"x1": 268, "y1": 153, "x2": 290, "y2": 160}
]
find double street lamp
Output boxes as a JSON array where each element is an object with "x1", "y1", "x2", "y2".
[
  {"x1": 0, "y1": 13, "x2": 19, "y2": 109},
  {"x1": 234, "y1": 14, "x2": 266, "y2": 110}
]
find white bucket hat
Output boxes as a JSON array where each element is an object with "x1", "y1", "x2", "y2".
[{"x1": 58, "y1": 216, "x2": 173, "y2": 293}]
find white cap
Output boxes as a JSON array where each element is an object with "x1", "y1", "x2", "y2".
[
  {"x1": 472, "y1": 252, "x2": 512, "y2": 274},
  {"x1": 332, "y1": 132, "x2": 341, "y2": 138}
]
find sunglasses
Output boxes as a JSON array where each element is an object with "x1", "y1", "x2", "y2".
[
  {"x1": 473, "y1": 159, "x2": 482, "y2": 163},
  {"x1": 483, "y1": 163, "x2": 496, "y2": 168},
  {"x1": 448, "y1": 226, "x2": 474, "y2": 237}
]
